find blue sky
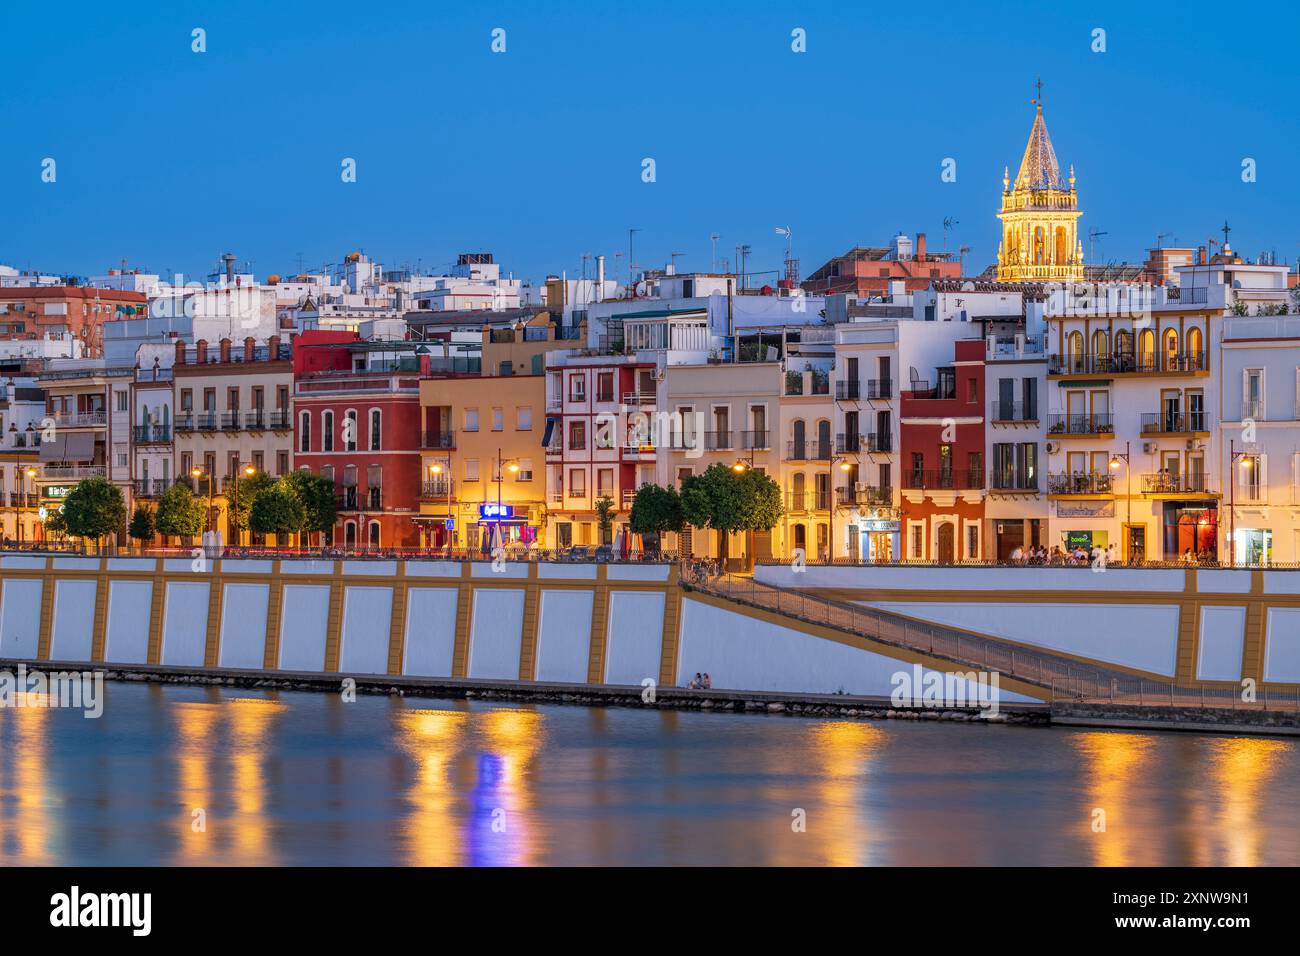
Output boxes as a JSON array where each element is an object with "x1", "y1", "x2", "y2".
[{"x1": 2, "y1": 0, "x2": 1297, "y2": 285}]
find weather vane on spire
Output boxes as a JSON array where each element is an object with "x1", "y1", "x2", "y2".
[
  {"x1": 1221, "y1": 220, "x2": 1231, "y2": 247},
  {"x1": 1032, "y1": 77, "x2": 1043, "y2": 111}
]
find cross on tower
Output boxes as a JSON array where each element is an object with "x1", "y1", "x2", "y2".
[
  {"x1": 1221, "y1": 220, "x2": 1232, "y2": 247},
  {"x1": 1032, "y1": 77, "x2": 1043, "y2": 109}
]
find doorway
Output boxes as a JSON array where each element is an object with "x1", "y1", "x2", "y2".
[{"x1": 936, "y1": 522, "x2": 955, "y2": 563}]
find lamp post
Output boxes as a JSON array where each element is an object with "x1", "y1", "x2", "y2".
[
  {"x1": 191, "y1": 467, "x2": 214, "y2": 534},
  {"x1": 16, "y1": 466, "x2": 37, "y2": 545},
  {"x1": 827, "y1": 455, "x2": 853, "y2": 564},
  {"x1": 429, "y1": 460, "x2": 452, "y2": 554},
  {"x1": 1108, "y1": 441, "x2": 1131, "y2": 562},
  {"x1": 492, "y1": 448, "x2": 519, "y2": 550},
  {"x1": 1228, "y1": 437, "x2": 1253, "y2": 566}
]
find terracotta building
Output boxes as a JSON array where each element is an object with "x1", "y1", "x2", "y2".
[{"x1": 0, "y1": 286, "x2": 146, "y2": 357}]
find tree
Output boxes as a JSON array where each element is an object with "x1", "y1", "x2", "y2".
[
  {"x1": 595, "y1": 494, "x2": 616, "y2": 546},
  {"x1": 43, "y1": 506, "x2": 67, "y2": 541},
  {"x1": 154, "y1": 482, "x2": 206, "y2": 541},
  {"x1": 227, "y1": 470, "x2": 278, "y2": 541},
  {"x1": 279, "y1": 470, "x2": 338, "y2": 545},
  {"x1": 128, "y1": 505, "x2": 156, "y2": 545},
  {"x1": 681, "y1": 463, "x2": 784, "y2": 566},
  {"x1": 249, "y1": 487, "x2": 306, "y2": 538},
  {"x1": 628, "y1": 483, "x2": 685, "y2": 557},
  {"x1": 61, "y1": 476, "x2": 126, "y2": 547}
]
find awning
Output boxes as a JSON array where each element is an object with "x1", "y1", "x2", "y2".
[
  {"x1": 541, "y1": 417, "x2": 558, "y2": 447},
  {"x1": 39, "y1": 433, "x2": 94, "y2": 461}
]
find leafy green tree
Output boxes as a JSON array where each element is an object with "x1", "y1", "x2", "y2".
[
  {"x1": 128, "y1": 505, "x2": 156, "y2": 545},
  {"x1": 595, "y1": 494, "x2": 616, "y2": 546},
  {"x1": 628, "y1": 483, "x2": 685, "y2": 557},
  {"x1": 279, "y1": 470, "x2": 337, "y2": 545},
  {"x1": 681, "y1": 463, "x2": 783, "y2": 566},
  {"x1": 154, "y1": 482, "x2": 206, "y2": 541},
  {"x1": 228, "y1": 470, "x2": 278, "y2": 541},
  {"x1": 61, "y1": 476, "x2": 126, "y2": 548},
  {"x1": 43, "y1": 506, "x2": 67, "y2": 540},
  {"x1": 249, "y1": 487, "x2": 306, "y2": 538}
]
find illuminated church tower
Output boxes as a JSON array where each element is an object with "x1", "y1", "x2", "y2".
[{"x1": 995, "y1": 87, "x2": 1084, "y2": 283}]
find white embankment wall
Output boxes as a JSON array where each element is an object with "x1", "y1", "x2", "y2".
[{"x1": 0, "y1": 555, "x2": 1055, "y2": 701}]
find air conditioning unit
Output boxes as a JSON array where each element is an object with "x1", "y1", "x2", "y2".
[
  {"x1": 1143, "y1": 441, "x2": 1158, "y2": 454},
  {"x1": 1045, "y1": 440, "x2": 1061, "y2": 455},
  {"x1": 1186, "y1": 439, "x2": 1203, "y2": 450}
]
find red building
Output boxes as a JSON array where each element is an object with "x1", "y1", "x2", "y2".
[
  {"x1": 292, "y1": 331, "x2": 426, "y2": 548},
  {"x1": 0, "y1": 286, "x2": 147, "y2": 357},
  {"x1": 801, "y1": 233, "x2": 963, "y2": 297},
  {"x1": 899, "y1": 339, "x2": 986, "y2": 562}
]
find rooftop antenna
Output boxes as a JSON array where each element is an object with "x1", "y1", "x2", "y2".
[
  {"x1": 628, "y1": 228, "x2": 641, "y2": 285},
  {"x1": 709, "y1": 233, "x2": 721, "y2": 272},
  {"x1": 670, "y1": 252, "x2": 687, "y2": 274},
  {"x1": 736, "y1": 243, "x2": 752, "y2": 290},
  {"x1": 1088, "y1": 229, "x2": 1108, "y2": 265},
  {"x1": 942, "y1": 218, "x2": 959, "y2": 253},
  {"x1": 774, "y1": 227, "x2": 798, "y2": 284},
  {"x1": 958, "y1": 245, "x2": 972, "y2": 274},
  {"x1": 1155, "y1": 233, "x2": 1175, "y2": 250}
]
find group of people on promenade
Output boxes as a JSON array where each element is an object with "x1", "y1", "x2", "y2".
[
  {"x1": 1008, "y1": 544, "x2": 1117, "y2": 566},
  {"x1": 686, "y1": 673, "x2": 713, "y2": 690}
]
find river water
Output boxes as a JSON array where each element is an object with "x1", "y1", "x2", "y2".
[{"x1": 1, "y1": 682, "x2": 1297, "y2": 866}]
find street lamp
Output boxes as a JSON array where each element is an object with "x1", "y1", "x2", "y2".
[
  {"x1": 15, "y1": 466, "x2": 37, "y2": 545},
  {"x1": 191, "y1": 467, "x2": 215, "y2": 533},
  {"x1": 429, "y1": 460, "x2": 452, "y2": 554},
  {"x1": 231, "y1": 463, "x2": 257, "y2": 546},
  {"x1": 1228, "y1": 437, "x2": 1254, "y2": 566},
  {"x1": 1108, "y1": 441, "x2": 1131, "y2": 562},
  {"x1": 828, "y1": 457, "x2": 853, "y2": 564}
]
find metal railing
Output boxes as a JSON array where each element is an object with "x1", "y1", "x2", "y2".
[
  {"x1": 835, "y1": 381, "x2": 860, "y2": 401},
  {"x1": 740, "y1": 430, "x2": 769, "y2": 450},
  {"x1": 1048, "y1": 351, "x2": 1208, "y2": 375},
  {"x1": 990, "y1": 401, "x2": 1038, "y2": 423},
  {"x1": 785, "y1": 440, "x2": 833, "y2": 461},
  {"x1": 903, "y1": 469, "x2": 983, "y2": 490},
  {"x1": 1141, "y1": 412, "x2": 1207, "y2": 434},
  {"x1": 1047, "y1": 472, "x2": 1114, "y2": 495},
  {"x1": 989, "y1": 471, "x2": 1039, "y2": 492},
  {"x1": 421, "y1": 431, "x2": 456, "y2": 449},
  {"x1": 703, "y1": 430, "x2": 732, "y2": 451},
  {"x1": 865, "y1": 378, "x2": 893, "y2": 400},
  {"x1": 1047, "y1": 413, "x2": 1113, "y2": 435},
  {"x1": 836, "y1": 485, "x2": 892, "y2": 507},
  {"x1": 1141, "y1": 473, "x2": 1213, "y2": 494},
  {"x1": 786, "y1": 491, "x2": 833, "y2": 511},
  {"x1": 132, "y1": 425, "x2": 171, "y2": 444},
  {"x1": 49, "y1": 411, "x2": 106, "y2": 428}
]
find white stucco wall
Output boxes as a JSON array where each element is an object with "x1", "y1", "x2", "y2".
[
  {"x1": 604, "y1": 590, "x2": 665, "y2": 685},
  {"x1": 1264, "y1": 607, "x2": 1300, "y2": 682},
  {"x1": 1196, "y1": 605, "x2": 1245, "y2": 681},
  {"x1": 678, "y1": 598, "x2": 1039, "y2": 701},
  {"x1": 756, "y1": 563, "x2": 1185, "y2": 593},
  {"x1": 219, "y1": 583, "x2": 270, "y2": 669},
  {"x1": 535, "y1": 589, "x2": 594, "y2": 683},
  {"x1": 402, "y1": 588, "x2": 459, "y2": 677},
  {"x1": 0, "y1": 578, "x2": 42, "y2": 659},
  {"x1": 339, "y1": 586, "x2": 393, "y2": 675},
  {"x1": 863, "y1": 601, "x2": 1180, "y2": 677},
  {"x1": 278, "y1": 584, "x2": 330, "y2": 671},
  {"x1": 161, "y1": 581, "x2": 210, "y2": 666},
  {"x1": 104, "y1": 580, "x2": 153, "y2": 664},
  {"x1": 49, "y1": 579, "x2": 96, "y2": 661},
  {"x1": 468, "y1": 589, "x2": 524, "y2": 679}
]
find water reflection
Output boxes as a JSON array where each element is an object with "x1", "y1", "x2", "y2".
[
  {"x1": 800, "y1": 722, "x2": 886, "y2": 866},
  {"x1": 1073, "y1": 731, "x2": 1157, "y2": 867},
  {"x1": 1206, "y1": 736, "x2": 1287, "y2": 866},
  {"x1": 0, "y1": 705, "x2": 54, "y2": 865},
  {"x1": 394, "y1": 708, "x2": 468, "y2": 866}
]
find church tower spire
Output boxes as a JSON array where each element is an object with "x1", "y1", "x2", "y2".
[{"x1": 996, "y1": 84, "x2": 1084, "y2": 283}]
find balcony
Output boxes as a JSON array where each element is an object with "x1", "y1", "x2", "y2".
[
  {"x1": 903, "y1": 469, "x2": 983, "y2": 491},
  {"x1": 621, "y1": 443, "x2": 656, "y2": 459},
  {"x1": 1140, "y1": 412, "x2": 1209, "y2": 436},
  {"x1": 1047, "y1": 413, "x2": 1114, "y2": 437},
  {"x1": 785, "y1": 440, "x2": 832, "y2": 461},
  {"x1": 133, "y1": 479, "x2": 173, "y2": 498},
  {"x1": 133, "y1": 424, "x2": 172, "y2": 444},
  {"x1": 40, "y1": 465, "x2": 106, "y2": 480},
  {"x1": 865, "y1": 379, "x2": 893, "y2": 400},
  {"x1": 740, "y1": 430, "x2": 769, "y2": 450},
  {"x1": 989, "y1": 401, "x2": 1039, "y2": 424},
  {"x1": 1047, "y1": 473, "x2": 1114, "y2": 496},
  {"x1": 336, "y1": 489, "x2": 359, "y2": 511},
  {"x1": 835, "y1": 381, "x2": 860, "y2": 401},
  {"x1": 622, "y1": 391, "x2": 655, "y2": 405},
  {"x1": 703, "y1": 430, "x2": 732, "y2": 451},
  {"x1": 786, "y1": 491, "x2": 833, "y2": 512},
  {"x1": 545, "y1": 439, "x2": 563, "y2": 457},
  {"x1": 1142, "y1": 473, "x2": 1215, "y2": 496},
  {"x1": 989, "y1": 471, "x2": 1039, "y2": 492},
  {"x1": 364, "y1": 488, "x2": 382, "y2": 511},
  {"x1": 836, "y1": 485, "x2": 892, "y2": 507},
  {"x1": 420, "y1": 479, "x2": 453, "y2": 499},
  {"x1": 836, "y1": 432, "x2": 892, "y2": 454},
  {"x1": 244, "y1": 411, "x2": 272, "y2": 431},
  {"x1": 220, "y1": 412, "x2": 242, "y2": 432},
  {"x1": 1047, "y1": 351, "x2": 1208, "y2": 377},
  {"x1": 421, "y1": 431, "x2": 456, "y2": 449},
  {"x1": 50, "y1": 411, "x2": 106, "y2": 428},
  {"x1": 268, "y1": 410, "x2": 291, "y2": 430}
]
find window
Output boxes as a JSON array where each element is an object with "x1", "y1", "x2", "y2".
[
  {"x1": 568, "y1": 469, "x2": 586, "y2": 497},
  {"x1": 465, "y1": 407, "x2": 479, "y2": 432},
  {"x1": 569, "y1": 421, "x2": 586, "y2": 450},
  {"x1": 277, "y1": 451, "x2": 288, "y2": 476},
  {"x1": 369, "y1": 409, "x2": 381, "y2": 451},
  {"x1": 516, "y1": 406, "x2": 532, "y2": 431},
  {"x1": 116, "y1": 390, "x2": 128, "y2": 412},
  {"x1": 322, "y1": 410, "x2": 334, "y2": 451},
  {"x1": 227, "y1": 387, "x2": 239, "y2": 411},
  {"x1": 570, "y1": 375, "x2": 586, "y2": 402},
  {"x1": 516, "y1": 458, "x2": 533, "y2": 481},
  {"x1": 909, "y1": 524, "x2": 924, "y2": 559},
  {"x1": 597, "y1": 372, "x2": 614, "y2": 402},
  {"x1": 180, "y1": 389, "x2": 193, "y2": 413},
  {"x1": 492, "y1": 407, "x2": 504, "y2": 432},
  {"x1": 966, "y1": 524, "x2": 980, "y2": 560},
  {"x1": 597, "y1": 468, "x2": 614, "y2": 497},
  {"x1": 299, "y1": 411, "x2": 311, "y2": 452},
  {"x1": 345, "y1": 410, "x2": 358, "y2": 451},
  {"x1": 966, "y1": 377, "x2": 977, "y2": 403},
  {"x1": 465, "y1": 459, "x2": 480, "y2": 481}
]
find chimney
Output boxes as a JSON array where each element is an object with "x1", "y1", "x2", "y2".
[
  {"x1": 244, "y1": 336, "x2": 256, "y2": 361},
  {"x1": 1198, "y1": 246, "x2": 1207, "y2": 265},
  {"x1": 915, "y1": 233, "x2": 927, "y2": 260},
  {"x1": 175, "y1": 340, "x2": 186, "y2": 365},
  {"x1": 195, "y1": 339, "x2": 208, "y2": 364},
  {"x1": 596, "y1": 255, "x2": 605, "y2": 288},
  {"x1": 269, "y1": 334, "x2": 281, "y2": 359},
  {"x1": 222, "y1": 253, "x2": 237, "y2": 284},
  {"x1": 219, "y1": 338, "x2": 231, "y2": 363}
]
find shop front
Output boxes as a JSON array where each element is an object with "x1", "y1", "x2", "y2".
[
  {"x1": 1163, "y1": 503, "x2": 1217, "y2": 562},
  {"x1": 849, "y1": 514, "x2": 900, "y2": 563},
  {"x1": 1232, "y1": 527, "x2": 1272, "y2": 566},
  {"x1": 472, "y1": 503, "x2": 538, "y2": 553}
]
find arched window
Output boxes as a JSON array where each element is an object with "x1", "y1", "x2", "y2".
[
  {"x1": 344, "y1": 521, "x2": 357, "y2": 548},
  {"x1": 1115, "y1": 329, "x2": 1133, "y2": 359},
  {"x1": 793, "y1": 524, "x2": 806, "y2": 550},
  {"x1": 1138, "y1": 329, "x2": 1155, "y2": 371},
  {"x1": 368, "y1": 521, "x2": 380, "y2": 548},
  {"x1": 1033, "y1": 227, "x2": 1045, "y2": 264},
  {"x1": 322, "y1": 410, "x2": 334, "y2": 452},
  {"x1": 369, "y1": 409, "x2": 381, "y2": 451},
  {"x1": 299, "y1": 411, "x2": 311, "y2": 452},
  {"x1": 1066, "y1": 331, "x2": 1084, "y2": 372},
  {"x1": 792, "y1": 472, "x2": 806, "y2": 509},
  {"x1": 1186, "y1": 326, "x2": 1203, "y2": 367},
  {"x1": 1054, "y1": 226, "x2": 1068, "y2": 265},
  {"x1": 791, "y1": 418, "x2": 805, "y2": 458},
  {"x1": 1091, "y1": 330, "x2": 1108, "y2": 361},
  {"x1": 1162, "y1": 329, "x2": 1180, "y2": 370},
  {"x1": 816, "y1": 419, "x2": 831, "y2": 458}
]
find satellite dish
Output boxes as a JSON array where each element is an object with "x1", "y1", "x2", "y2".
[{"x1": 961, "y1": 280, "x2": 976, "y2": 292}]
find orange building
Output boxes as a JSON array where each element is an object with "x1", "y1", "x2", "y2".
[{"x1": 0, "y1": 286, "x2": 146, "y2": 357}]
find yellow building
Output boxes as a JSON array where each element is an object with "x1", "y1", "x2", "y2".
[
  {"x1": 417, "y1": 321, "x2": 568, "y2": 552},
  {"x1": 996, "y1": 94, "x2": 1084, "y2": 283}
]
